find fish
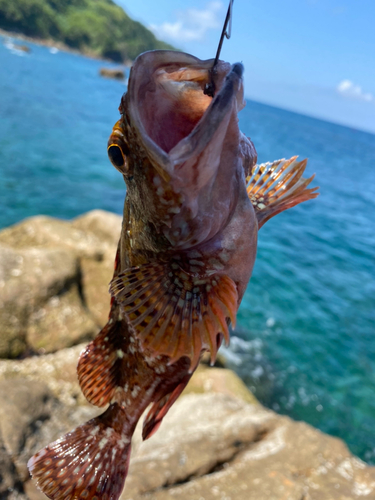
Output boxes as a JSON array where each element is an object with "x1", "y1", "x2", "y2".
[{"x1": 28, "y1": 50, "x2": 318, "y2": 500}]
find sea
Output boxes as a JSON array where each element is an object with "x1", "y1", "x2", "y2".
[{"x1": 1, "y1": 35, "x2": 374, "y2": 463}]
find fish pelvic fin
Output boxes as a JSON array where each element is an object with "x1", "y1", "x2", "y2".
[
  {"x1": 78, "y1": 313, "x2": 128, "y2": 407},
  {"x1": 28, "y1": 403, "x2": 131, "y2": 500},
  {"x1": 246, "y1": 156, "x2": 319, "y2": 228},
  {"x1": 110, "y1": 261, "x2": 238, "y2": 371},
  {"x1": 142, "y1": 374, "x2": 192, "y2": 441}
]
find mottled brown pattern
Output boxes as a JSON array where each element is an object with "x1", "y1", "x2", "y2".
[{"x1": 28, "y1": 50, "x2": 318, "y2": 500}]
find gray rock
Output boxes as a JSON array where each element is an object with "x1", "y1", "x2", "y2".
[
  {"x1": 0, "y1": 376, "x2": 98, "y2": 490},
  {"x1": 0, "y1": 439, "x2": 26, "y2": 500},
  {"x1": 0, "y1": 344, "x2": 87, "y2": 406},
  {"x1": 0, "y1": 379, "x2": 56, "y2": 481},
  {"x1": 1, "y1": 344, "x2": 375, "y2": 500},
  {"x1": 26, "y1": 286, "x2": 97, "y2": 352},
  {"x1": 79, "y1": 256, "x2": 114, "y2": 327},
  {"x1": 182, "y1": 364, "x2": 259, "y2": 405},
  {"x1": 99, "y1": 68, "x2": 125, "y2": 80},
  {"x1": 0, "y1": 210, "x2": 121, "y2": 357},
  {"x1": 0, "y1": 245, "x2": 97, "y2": 357},
  {"x1": 72, "y1": 210, "x2": 122, "y2": 250},
  {"x1": 121, "y1": 393, "x2": 375, "y2": 500},
  {"x1": 0, "y1": 216, "x2": 104, "y2": 260},
  {"x1": 1, "y1": 211, "x2": 374, "y2": 500}
]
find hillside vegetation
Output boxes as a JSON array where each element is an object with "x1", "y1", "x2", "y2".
[{"x1": 0, "y1": 0, "x2": 174, "y2": 61}]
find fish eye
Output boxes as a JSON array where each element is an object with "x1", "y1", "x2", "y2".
[{"x1": 108, "y1": 144, "x2": 126, "y2": 172}]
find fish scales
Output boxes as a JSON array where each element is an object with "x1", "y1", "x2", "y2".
[{"x1": 28, "y1": 50, "x2": 318, "y2": 499}]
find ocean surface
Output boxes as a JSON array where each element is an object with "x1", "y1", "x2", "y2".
[{"x1": 1, "y1": 36, "x2": 374, "y2": 463}]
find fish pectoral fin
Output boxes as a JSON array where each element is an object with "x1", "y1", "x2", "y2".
[
  {"x1": 142, "y1": 374, "x2": 192, "y2": 441},
  {"x1": 109, "y1": 261, "x2": 238, "y2": 370},
  {"x1": 28, "y1": 403, "x2": 131, "y2": 500},
  {"x1": 77, "y1": 311, "x2": 128, "y2": 407},
  {"x1": 246, "y1": 156, "x2": 319, "y2": 228}
]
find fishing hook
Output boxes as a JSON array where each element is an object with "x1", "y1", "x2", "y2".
[{"x1": 204, "y1": 0, "x2": 234, "y2": 98}]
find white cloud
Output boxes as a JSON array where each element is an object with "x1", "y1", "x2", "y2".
[
  {"x1": 337, "y1": 80, "x2": 373, "y2": 102},
  {"x1": 150, "y1": 1, "x2": 224, "y2": 42}
]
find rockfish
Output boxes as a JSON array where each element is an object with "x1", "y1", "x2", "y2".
[{"x1": 28, "y1": 50, "x2": 318, "y2": 499}]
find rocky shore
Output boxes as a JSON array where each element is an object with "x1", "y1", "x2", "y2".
[{"x1": 0, "y1": 210, "x2": 374, "y2": 500}]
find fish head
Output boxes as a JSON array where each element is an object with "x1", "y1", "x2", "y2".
[{"x1": 108, "y1": 50, "x2": 257, "y2": 250}]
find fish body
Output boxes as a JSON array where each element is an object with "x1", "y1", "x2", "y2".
[{"x1": 28, "y1": 50, "x2": 318, "y2": 500}]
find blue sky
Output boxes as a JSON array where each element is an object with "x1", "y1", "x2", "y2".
[{"x1": 115, "y1": 0, "x2": 375, "y2": 133}]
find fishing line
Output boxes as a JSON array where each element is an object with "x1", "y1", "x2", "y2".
[{"x1": 204, "y1": 0, "x2": 234, "y2": 97}]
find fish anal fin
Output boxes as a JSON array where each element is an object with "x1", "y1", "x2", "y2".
[
  {"x1": 246, "y1": 157, "x2": 319, "y2": 228},
  {"x1": 77, "y1": 315, "x2": 128, "y2": 407},
  {"x1": 110, "y1": 262, "x2": 238, "y2": 370},
  {"x1": 142, "y1": 374, "x2": 192, "y2": 440},
  {"x1": 28, "y1": 403, "x2": 131, "y2": 500}
]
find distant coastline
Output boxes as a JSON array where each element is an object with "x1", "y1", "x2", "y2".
[
  {"x1": 0, "y1": 27, "x2": 130, "y2": 64},
  {"x1": 0, "y1": 0, "x2": 174, "y2": 64}
]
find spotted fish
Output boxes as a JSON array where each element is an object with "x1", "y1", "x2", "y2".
[{"x1": 28, "y1": 50, "x2": 318, "y2": 500}]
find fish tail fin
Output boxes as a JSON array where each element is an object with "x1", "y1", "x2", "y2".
[
  {"x1": 28, "y1": 403, "x2": 132, "y2": 500},
  {"x1": 246, "y1": 156, "x2": 319, "y2": 228}
]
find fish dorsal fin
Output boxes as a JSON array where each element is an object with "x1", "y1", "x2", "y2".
[
  {"x1": 246, "y1": 157, "x2": 319, "y2": 228},
  {"x1": 110, "y1": 261, "x2": 238, "y2": 370}
]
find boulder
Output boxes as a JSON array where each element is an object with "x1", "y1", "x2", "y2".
[
  {"x1": 1, "y1": 211, "x2": 374, "y2": 500},
  {"x1": 0, "y1": 244, "x2": 97, "y2": 357},
  {"x1": 121, "y1": 393, "x2": 375, "y2": 500},
  {"x1": 99, "y1": 68, "x2": 126, "y2": 80},
  {"x1": 0, "y1": 377, "x2": 98, "y2": 490},
  {"x1": 71, "y1": 210, "x2": 122, "y2": 249},
  {"x1": 0, "y1": 343, "x2": 87, "y2": 406},
  {"x1": 0, "y1": 438, "x2": 26, "y2": 500},
  {"x1": 1, "y1": 343, "x2": 375, "y2": 500},
  {"x1": 0, "y1": 379, "x2": 57, "y2": 481},
  {"x1": 0, "y1": 215, "x2": 105, "y2": 260},
  {"x1": 14, "y1": 44, "x2": 31, "y2": 53},
  {"x1": 0, "y1": 211, "x2": 122, "y2": 357},
  {"x1": 183, "y1": 364, "x2": 259, "y2": 405},
  {"x1": 72, "y1": 210, "x2": 122, "y2": 325}
]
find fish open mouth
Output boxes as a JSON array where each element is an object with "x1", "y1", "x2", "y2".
[
  {"x1": 127, "y1": 51, "x2": 243, "y2": 163},
  {"x1": 138, "y1": 66, "x2": 214, "y2": 153}
]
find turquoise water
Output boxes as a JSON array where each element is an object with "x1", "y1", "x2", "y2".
[{"x1": 1, "y1": 36, "x2": 374, "y2": 462}]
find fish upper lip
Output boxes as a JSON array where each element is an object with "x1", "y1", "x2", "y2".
[{"x1": 127, "y1": 50, "x2": 245, "y2": 175}]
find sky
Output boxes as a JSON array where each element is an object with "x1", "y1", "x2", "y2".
[{"x1": 115, "y1": 0, "x2": 375, "y2": 134}]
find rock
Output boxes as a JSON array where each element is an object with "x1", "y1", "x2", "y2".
[
  {"x1": 0, "y1": 215, "x2": 105, "y2": 260},
  {"x1": 183, "y1": 365, "x2": 259, "y2": 405},
  {"x1": 72, "y1": 210, "x2": 122, "y2": 249},
  {"x1": 123, "y1": 393, "x2": 270, "y2": 499},
  {"x1": 1, "y1": 210, "x2": 374, "y2": 500},
  {"x1": 0, "y1": 211, "x2": 122, "y2": 357},
  {"x1": 0, "y1": 439, "x2": 26, "y2": 500},
  {"x1": 1, "y1": 342, "x2": 375, "y2": 500},
  {"x1": 0, "y1": 377, "x2": 98, "y2": 487},
  {"x1": 14, "y1": 44, "x2": 31, "y2": 53},
  {"x1": 99, "y1": 67, "x2": 126, "y2": 80},
  {"x1": 26, "y1": 286, "x2": 97, "y2": 352},
  {"x1": 0, "y1": 344, "x2": 87, "y2": 406},
  {"x1": 121, "y1": 393, "x2": 375, "y2": 500},
  {"x1": 72, "y1": 211, "x2": 122, "y2": 326},
  {"x1": 0, "y1": 244, "x2": 97, "y2": 357},
  {"x1": 0, "y1": 379, "x2": 56, "y2": 481},
  {"x1": 79, "y1": 256, "x2": 113, "y2": 327}
]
